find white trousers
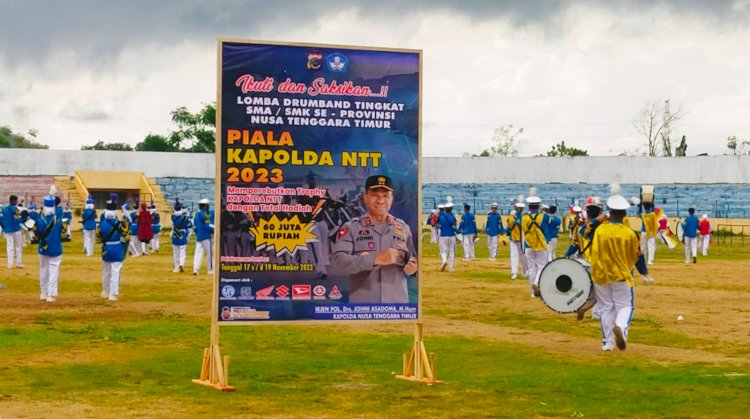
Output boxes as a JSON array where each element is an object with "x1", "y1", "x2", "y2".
[
  {"x1": 438, "y1": 236, "x2": 456, "y2": 270},
  {"x1": 684, "y1": 237, "x2": 698, "y2": 262},
  {"x1": 524, "y1": 248, "x2": 548, "y2": 291},
  {"x1": 102, "y1": 261, "x2": 123, "y2": 299},
  {"x1": 39, "y1": 254, "x2": 62, "y2": 298},
  {"x1": 129, "y1": 236, "x2": 142, "y2": 256},
  {"x1": 150, "y1": 235, "x2": 160, "y2": 252},
  {"x1": 461, "y1": 233, "x2": 475, "y2": 260},
  {"x1": 487, "y1": 234, "x2": 499, "y2": 259},
  {"x1": 83, "y1": 229, "x2": 96, "y2": 256},
  {"x1": 700, "y1": 234, "x2": 710, "y2": 256},
  {"x1": 547, "y1": 238, "x2": 558, "y2": 262},
  {"x1": 173, "y1": 244, "x2": 187, "y2": 269},
  {"x1": 194, "y1": 238, "x2": 213, "y2": 274},
  {"x1": 509, "y1": 240, "x2": 529, "y2": 276},
  {"x1": 640, "y1": 235, "x2": 656, "y2": 264},
  {"x1": 5, "y1": 231, "x2": 23, "y2": 268},
  {"x1": 430, "y1": 226, "x2": 438, "y2": 243},
  {"x1": 594, "y1": 281, "x2": 634, "y2": 349}
]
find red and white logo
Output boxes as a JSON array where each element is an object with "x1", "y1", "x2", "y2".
[
  {"x1": 292, "y1": 284, "x2": 311, "y2": 300},
  {"x1": 276, "y1": 285, "x2": 290, "y2": 298},
  {"x1": 313, "y1": 285, "x2": 326, "y2": 297},
  {"x1": 328, "y1": 285, "x2": 343, "y2": 300},
  {"x1": 256, "y1": 285, "x2": 275, "y2": 300}
]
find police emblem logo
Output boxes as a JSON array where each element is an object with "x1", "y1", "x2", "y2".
[
  {"x1": 307, "y1": 51, "x2": 323, "y2": 71},
  {"x1": 337, "y1": 226, "x2": 349, "y2": 239}
]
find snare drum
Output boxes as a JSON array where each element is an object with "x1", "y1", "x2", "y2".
[{"x1": 538, "y1": 258, "x2": 594, "y2": 314}]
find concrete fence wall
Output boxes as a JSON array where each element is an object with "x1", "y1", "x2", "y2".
[{"x1": 2, "y1": 149, "x2": 749, "y2": 183}]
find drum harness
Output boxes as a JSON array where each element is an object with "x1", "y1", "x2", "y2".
[
  {"x1": 172, "y1": 215, "x2": 188, "y2": 240},
  {"x1": 100, "y1": 219, "x2": 123, "y2": 257}
]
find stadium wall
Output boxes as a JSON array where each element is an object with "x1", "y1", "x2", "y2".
[{"x1": 2, "y1": 150, "x2": 750, "y2": 183}]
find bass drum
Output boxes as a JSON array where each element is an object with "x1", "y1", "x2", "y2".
[
  {"x1": 22, "y1": 218, "x2": 36, "y2": 231},
  {"x1": 538, "y1": 258, "x2": 594, "y2": 314},
  {"x1": 640, "y1": 185, "x2": 655, "y2": 206}
]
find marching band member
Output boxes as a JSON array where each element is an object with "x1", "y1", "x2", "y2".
[
  {"x1": 639, "y1": 203, "x2": 658, "y2": 265},
  {"x1": 522, "y1": 189, "x2": 548, "y2": 297},
  {"x1": 193, "y1": 198, "x2": 214, "y2": 276},
  {"x1": 590, "y1": 192, "x2": 640, "y2": 351},
  {"x1": 127, "y1": 206, "x2": 142, "y2": 257},
  {"x1": 61, "y1": 203, "x2": 73, "y2": 242},
  {"x1": 699, "y1": 214, "x2": 711, "y2": 256},
  {"x1": 506, "y1": 200, "x2": 526, "y2": 280},
  {"x1": 97, "y1": 194, "x2": 130, "y2": 301},
  {"x1": 150, "y1": 202, "x2": 161, "y2": 253},
  {"x1": 2, "y1": 195, "x2": 25, "y2": 269},
  {"x1": 682, "y1": 208, "x2": 699, "y2": 264},
  {"x1": 546, "y1": 205, "x2": 561, "y2": 261},
  {"x1": 656, "y1": 212, "x2": 676, "y2": 250},
  {"x1": 137, "y1": 202, "x2": 154, "y2": 255},
  {"x1": 564, "y1": 205, "x2": 584, "y2": 257},
  {"x1": 437, "y1": 202, "x2": 457, "y2": 272},
  {"x1": 28, "y1": 195, "x2": 63, "y2": 302},
  {"x1": 171, "y1": 200, "x2": 192, "y2": 272},
  {"x1": 429, "y1": 209, "x2": 439, "y2": 244},
  {"x1": 485, "y1": 202, "x2": 504, "y2": 261},
  {"x1": 81, "y1": 197, "x2": 97, "y2": 256},
  {"x1": 458, "y1": 203, "x2": 477, "y2": 261}
]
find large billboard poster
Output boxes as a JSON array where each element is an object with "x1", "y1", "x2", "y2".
[{"x1": 217, "y1": 40, "x2": 421, "y2": 322}]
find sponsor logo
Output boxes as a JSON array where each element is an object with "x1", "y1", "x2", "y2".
[
  {"x1": 326, "y1": 52, "x2": 348, "y2": 72},
  {"x1": 221, "y1": 285, "x2": 235, "y2": 298},
  {"x1": 221, "y1": 307, "x2": 232, "y2": 320},
  {"x1": 276, "y1": 284, "x2": 290, "y2": 298},
  {"x1": 292, "y1": 284, "x2": 311, "y2": 300},
  {"x1": 328, "y1": 285, "x2": 343, "y2": 300},
  {"x1": 312, "y1": 285, "x2": 327, "y2": 299},
  {"x1": 307, "y1": 51, "x2": 323, "y2": 71},
  {"x1": 256, "y1": 285, "x2": 275, "y2": 300},
  {"x1": 230, "y1": 307, "x2": 270, "y2": 320},
  {"x1": 239, "y1": 286, "x2": 254, "y2": 300}
]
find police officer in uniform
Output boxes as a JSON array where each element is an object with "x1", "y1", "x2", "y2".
[{"x1": 331, "y1": 175, "x2": 418, "y2": 303}]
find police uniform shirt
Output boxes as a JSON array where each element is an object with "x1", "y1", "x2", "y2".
[{"x1": 331, "y1": 214, "x2": 415, "y2": 304}]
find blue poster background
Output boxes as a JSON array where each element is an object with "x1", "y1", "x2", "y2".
[{"x1": 217, "y1": 41, "x2": 420, "y2": 322}]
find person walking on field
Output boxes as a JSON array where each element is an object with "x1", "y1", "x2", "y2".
[
  {"x1": 485, "y1": 202, "x2": 504, "y2": 261},
  {"x1": 28, "y1": 195, "x2": 64, "y2": 302},
  {"x1": 2, "y1": 195, "x2": 25, "y2": 269},
  {"x1": 137, "y1": 202, "x2": 154, "y2": 255},
  {"x1": 193, "y1": 198, "x2": 214, "y2": 276},
  {"x1": 682, "y1": 208, "x2": 699, "y2": 264},
  {"x1": 458, "y1": 203, "x2": 477, "y2": 261},
  {"x1": 522, "y1": 192, "x2": 549, "y2": 297},
  {"x1": 97, "y1": 195, "x2": 130, "y2": 301},
  {"x1": 699, "y1": 214, "x2": 711, "y2": 256},
  {"x1": 590, "y1": 192, "x2": 640, "y2": 352},
  {"x1": 546, "y1": 205, "x2": 561, "y2": 261}
]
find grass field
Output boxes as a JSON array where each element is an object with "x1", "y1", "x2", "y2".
[{"x1": 1, "y1": 232, "x2": 749, "y2": 418}]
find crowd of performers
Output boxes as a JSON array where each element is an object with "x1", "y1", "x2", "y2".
[
  {"x1": 0, "y1": 189, "x2": 216, "y2": 302},
  {"x1": 427, "y1": 185, "x2": 713, "y2": 352}
]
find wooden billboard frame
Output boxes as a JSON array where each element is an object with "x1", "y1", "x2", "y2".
[{"x1": 194, "y1": 38, "x2": 438, "y2": 390}]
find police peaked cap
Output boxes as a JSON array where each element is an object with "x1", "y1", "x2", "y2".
[{"x1": 365, "y1": 175, "x2": 393, "y2": 191}]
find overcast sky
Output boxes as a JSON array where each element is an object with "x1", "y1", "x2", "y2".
[{"x1": 2, "y1": 0, "x2": 749, "y2": 156}]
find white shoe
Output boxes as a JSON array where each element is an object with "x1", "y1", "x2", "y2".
[
  {"x1": 101, "y1": 291, "x2": 108, "y2": 299},
  {"x1": 40, "y1": 293, "x2": 48, "y2": 301},
  {"x1": 448, "y1": 267, "x2": 454, "y2": 272},
  {"x1": 602, "y1": 343, "x2": 615, "y2": 352},
  {"x1": 46, "y1": 296, "x2": 56, "y2": 302},
  {"x1": 108, "y1": 296, "x2": 118, "y2": 301},
  {"x1": 172, "y1": 268, "x2": 180, "y2": 273},
  {"x1": 511, "y1": 274, "x2": 517, "y2": 280}
]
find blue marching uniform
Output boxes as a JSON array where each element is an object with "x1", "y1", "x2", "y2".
[
  {"x1": 437, "y1": 210, "x2": 457, "y2": 271},
  {"x1": 30, "y1": 206, "x2": 64, "y2": 301},
  {"x1": 193, "y1": 207, "x2": 214, "y2": 275},
  {"x1": 97, "y1": 213, "x2": 130, "y2": 300},
  {"x1": 171, "y1": 209, "x2": 193, "y2": 272}
]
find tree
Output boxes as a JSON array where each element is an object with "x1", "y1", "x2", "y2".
[
  {"x1": 169, "y1": 103, "x2": 216, "y2": 152},
  {"x1": 543, "y1": 141, "x2": 589, "y2": 157},
  {"x1": 632, "y1": 99, "x2": 686, "y2": 156},
  {"x1": 0, "y1": 125, "x2": 48, "y2": 149},
  {"x1": 81, "y1": 140, "x2": 133, "y2": 151},
  {"x1": 727, "y1": 135, "x2": 750, "y2": 155},
  {"x1": 477, "y1": 124, "x2": 523, "y2": 157},
  {"x1": 135, "y1": 134, "x2": 178, "y2": 152}
]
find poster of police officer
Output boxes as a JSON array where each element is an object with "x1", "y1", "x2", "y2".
[{"x1": 216, "y1": 40, "x2": 421, "y2": 322}]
